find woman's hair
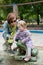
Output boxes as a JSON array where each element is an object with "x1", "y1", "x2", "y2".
[
  {"x1": 18, "y1": 20, "x2": 27, "y2": 28},
  {"x1": 7, "y1": 12, "x2": 17, "y2": 24}
]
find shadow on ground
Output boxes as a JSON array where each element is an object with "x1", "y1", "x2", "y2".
[{"x1": 0, "y1": 50, "x2": 43, "y2": 65}]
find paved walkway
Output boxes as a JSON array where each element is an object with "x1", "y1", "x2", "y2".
[
  {"x1": 32, "y1": 33, "x2": 43, "y2": 50},
  {"x1": 32, "y1": 33, "x2": 43, "y2": 46},
  {"x1": 0, "y1": 32, "x2": 43, "y2": 65},
  {"x1": 0, "y1": 33, "x2": 5, "y2": 51},
  {"x1": 0, "y1": 33, "x2": 43, "y2": 51}
]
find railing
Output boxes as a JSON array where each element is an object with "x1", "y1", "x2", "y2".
[{"x1": 0, "y1": 1, "x2": 43, "y2": 7}]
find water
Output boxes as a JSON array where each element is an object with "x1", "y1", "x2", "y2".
[{"x1": 30, "y1": 30, "x2": 43, "y2": 34}]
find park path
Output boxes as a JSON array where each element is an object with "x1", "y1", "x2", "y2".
[
  {"x1": 0, "y1": 33, "x2": 43, "y2": 51},
  {"x1": 0, "y1": 32, "x2": 43, "y2": 65}
]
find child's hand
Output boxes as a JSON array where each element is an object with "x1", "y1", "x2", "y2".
[
  {"x1": 14, "y1": 40, "x2": 17, "y2": 44},
  {"x1": 21, "y1": 40, "x2": 24, "y2": 43},
  {"x1": 21, "y1": 38, "x2": 26, "y2": 43}
]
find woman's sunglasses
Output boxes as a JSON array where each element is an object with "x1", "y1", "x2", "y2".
[{"x1": 11, "y1": 20, "x2": 16, "y2": 23}]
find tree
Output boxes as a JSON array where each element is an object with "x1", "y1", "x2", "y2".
[{"x1": 0, "y1": 0, "x2": 43, "y2": 25}]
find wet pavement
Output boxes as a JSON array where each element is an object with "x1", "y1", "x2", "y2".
[
  {"x1": 0, "y1": 33, "x2": 43, "y2": 65},
  {"x1": 0, "y1": 51, "x2": 43, "y2": 65}
]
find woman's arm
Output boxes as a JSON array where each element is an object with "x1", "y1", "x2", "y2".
[
  {"x1": 2, "y1": 21, "x2": 10, "y2": 39},
  {"x1": 13, "y1": 30, "x2": 20, "y2": 41}
]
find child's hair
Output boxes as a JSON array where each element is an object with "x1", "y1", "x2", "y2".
[{"x1": 18, "y1": 20, "x2": 27, "y2": 28}]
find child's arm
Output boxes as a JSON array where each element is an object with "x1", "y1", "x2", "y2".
[
  {"x1": 11, "y1": 30, "x2": 20, "y2": 50},
  {"x1": 21, "y1": 31, "x2": 32, "y2": 43}
]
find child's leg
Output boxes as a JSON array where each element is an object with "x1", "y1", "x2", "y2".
[{"x1": 24, "y1": 46, "x2": 31, "y2": 61}]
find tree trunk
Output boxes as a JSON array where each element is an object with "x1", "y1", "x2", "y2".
[{"x1": 37, "y1": 14, "x2": 40, "y2": 25}]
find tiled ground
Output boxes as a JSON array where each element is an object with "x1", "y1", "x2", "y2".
[
  {"x1": 32, "y1": 33, "x2": 43, "y2": 46},
  {"x1": 0, "y1": 32, "x2": 43, "y2": 65},
  {"x1": 0, "y1": 33, "x2": 43, "y2": 50}
]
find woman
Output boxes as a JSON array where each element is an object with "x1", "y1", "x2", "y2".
[
  {"x1": 3, "y1": 12, "x2": 17, "y2": 39},
  {"x1": 2, "y1": 12, "x2": 17, "y2": 51}
]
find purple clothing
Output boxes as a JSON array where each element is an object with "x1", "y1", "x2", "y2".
[{"x1": 14, "y1": 29, "x2": 34, "y2": 48}]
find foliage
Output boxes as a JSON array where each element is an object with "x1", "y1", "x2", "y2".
[{"x1": 0, "y1": 0, "x2": 43, "y2": 25}]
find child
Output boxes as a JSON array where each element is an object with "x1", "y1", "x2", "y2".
[{"x1": 12, "y1": 20, "x2": 34, "y2": 61}]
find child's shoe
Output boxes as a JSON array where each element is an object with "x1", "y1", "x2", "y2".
[{"x1": 24, "y1": 56, "x2": 31, "y2": 62}]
